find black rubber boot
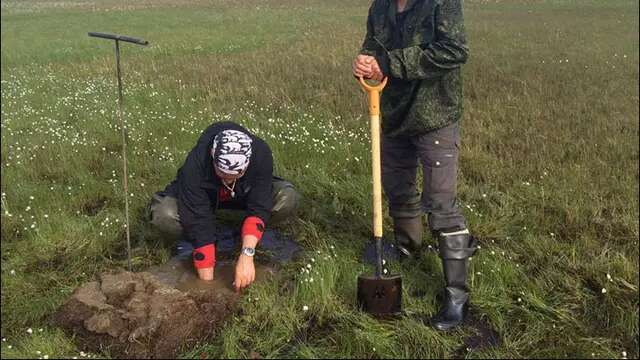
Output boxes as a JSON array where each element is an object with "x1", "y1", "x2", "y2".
[
  {"x1": 431, "y1": 230, "x2": 477, "y2": 331},
  {"x1": 431, "y1": 264, "x2": 469, "y2": 331},
  {"x1": 393, "y1": 216, "x2": 423, "y2": 260}
]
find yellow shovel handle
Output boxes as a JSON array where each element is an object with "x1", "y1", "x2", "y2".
[
  {"x1": 358, "y1": 76, "x2": 388, "y2": 116},
  {"x1": 357, "y1": 76, "x2": 387, "y2": 238}
]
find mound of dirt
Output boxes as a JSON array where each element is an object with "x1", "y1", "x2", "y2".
[{"x1": 53, "y1": 270, "x2": 239, "y2": 359}]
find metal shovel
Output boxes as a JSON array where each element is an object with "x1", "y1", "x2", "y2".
[{"x1": 356, "y1": 76, "x2": 402, "y2": 317}]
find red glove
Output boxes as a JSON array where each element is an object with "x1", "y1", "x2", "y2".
[
  {"x1": 192, "y1": 244, "x2": 216, "y2": 269},
  {"x1": 242, "y1": 216, "x2": 265, "y2": 241}
]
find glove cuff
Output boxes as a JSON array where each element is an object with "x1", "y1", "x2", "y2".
[{"x1": 193, "y1": 244, "x2": 216, "y2": 269}]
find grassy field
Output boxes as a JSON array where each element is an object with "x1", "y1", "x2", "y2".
[{"x1": 1, "y1": 0, "x2": 638, "y2": 358}]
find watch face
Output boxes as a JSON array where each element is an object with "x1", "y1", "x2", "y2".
[{"x1": 242, "y1": 247, "x2": 256, "y2": 256}]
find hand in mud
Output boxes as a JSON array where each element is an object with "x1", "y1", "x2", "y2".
[
  {"x1": 196, "y1": 267, "x2": 214, "y2": 281},
  {"x1": 234, "y1": 255, "x2": 255, "y2": 292}
]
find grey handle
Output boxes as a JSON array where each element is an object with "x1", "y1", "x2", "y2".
[{"x1": 88, "y1": 32, "x2": 149, "y2": 46}]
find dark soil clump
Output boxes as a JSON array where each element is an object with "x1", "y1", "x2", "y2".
[{"x1": 53, "y1": 270, "x2": 238, "y2": 358}]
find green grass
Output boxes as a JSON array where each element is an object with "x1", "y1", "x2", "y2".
[{"x1": 1, "y1": 0, "x2": 638, "y2": 358}]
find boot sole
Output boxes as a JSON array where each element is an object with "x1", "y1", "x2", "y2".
[{"x1": 431, "y1": 319, "x2": 465, "y2": 331}]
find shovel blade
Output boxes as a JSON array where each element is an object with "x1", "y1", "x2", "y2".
[{"x1": 357, "y1": 274, "x2": 402, "y2": 317}]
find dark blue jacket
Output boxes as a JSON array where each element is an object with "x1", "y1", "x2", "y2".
[{"x1": 165, "y1": 122, "x2": 273, "y2": 248}]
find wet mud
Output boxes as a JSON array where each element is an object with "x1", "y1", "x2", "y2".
[{"x1": 53, "y1": 258, "x2": 275, "y2": 358}]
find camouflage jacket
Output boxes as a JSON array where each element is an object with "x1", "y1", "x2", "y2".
[{"x1": 360, "y1": 0, "x2": 468, "y2": 137}]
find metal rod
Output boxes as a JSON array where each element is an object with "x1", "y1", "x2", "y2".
[
  {"x1": 89, "y1": 32, "x2": 147, "y2": 271},
  {"x1": 114, "y1": 40, "x2": 132, "y2": 272}
]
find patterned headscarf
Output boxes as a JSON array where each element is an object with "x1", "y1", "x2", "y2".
[{"x1": 211, "y1": 130, "x2": 253, "y2": 175}]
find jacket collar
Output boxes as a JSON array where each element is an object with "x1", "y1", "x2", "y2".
[{"x1": 388, "y1": 0, "x2": 421, "y2": 26}]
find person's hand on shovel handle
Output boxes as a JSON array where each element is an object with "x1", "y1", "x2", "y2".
[{"x1": 353, "y1": 55, "x2": 384, "y2": 81}]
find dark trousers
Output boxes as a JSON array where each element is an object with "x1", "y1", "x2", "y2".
[
  {"x1": 148, "y1": 178, "x2": 299, "y2": 241},
  {"x1": 382, "y1": 122, "x2": 467, "y2": 232}
]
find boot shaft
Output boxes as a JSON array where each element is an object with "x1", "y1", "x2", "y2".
[
  {"x1": 438, "y1": 230, "x2": 477, "y2": 290},
  {"x1": 442, "y1": 259, "x2": 468, "y2": 290},
  {"x1": 393, "y1": 216, "x2": 424, "y2": 253}
]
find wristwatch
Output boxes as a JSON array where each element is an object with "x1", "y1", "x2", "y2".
[{"x1": 241, "y1": 247, "x2": 256, "y2": 257}]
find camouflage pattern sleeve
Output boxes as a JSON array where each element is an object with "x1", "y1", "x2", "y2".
[
  {"x1": 360, "y1": 3, "x2": 379, "y2": 57},
  {"x1": 386, "y1": 0, "x2": 469, "y2": 80}
]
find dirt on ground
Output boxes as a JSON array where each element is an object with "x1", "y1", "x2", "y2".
[{"x1": 52, "y1": 258, "x2": 274, "y2": 358}]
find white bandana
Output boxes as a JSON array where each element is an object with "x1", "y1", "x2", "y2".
[{"x1": 211, "y1": 130, "x2": 253, "y2": 175}]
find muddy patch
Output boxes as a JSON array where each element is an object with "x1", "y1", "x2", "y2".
[
  {"x1": 53, "y1": 259, "x2": 275, "y2": 358},
  {"x1": 147, "y1": 257, "x2": 276, "y2": 295},
  {"x1": 456, "y1": 312, "x2": 501, "y2": 356}
]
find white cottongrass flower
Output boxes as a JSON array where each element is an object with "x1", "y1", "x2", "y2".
[
  {"x1": 601, "y1": 288, "x2": 607, "y2": 294},
  {"x1": 27, "y1": 328, "x2": 33, "y2": 334},
  {"x1": 302, "y1": 305, "x2": 309, "y2": 311}
]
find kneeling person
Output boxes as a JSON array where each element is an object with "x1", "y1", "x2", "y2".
[{"x1": 149, "y1": 121, "x2": 298, "y2": 290}]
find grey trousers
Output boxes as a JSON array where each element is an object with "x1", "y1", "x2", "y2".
[
  {"x1": 382, "y1": 122, "x2": 467, "y2": 232},
  {"x1": 148, "y1": 178, "x2": 300, "y2": 239}
]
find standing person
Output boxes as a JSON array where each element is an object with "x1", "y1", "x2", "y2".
[
  {"x1": 353, "y1": 0, "x2": 477, "y2": 330},
  {"x1": 148, "y1": 121, "x2": 299, "y2": 291}
]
